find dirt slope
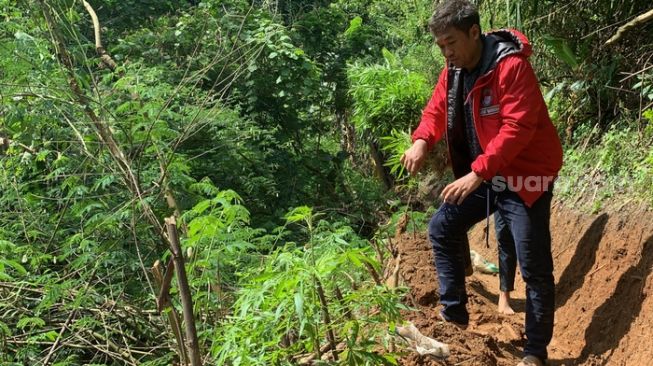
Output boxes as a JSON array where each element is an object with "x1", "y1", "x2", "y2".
[{"x1": 395, "y1": 202, "x2": 653, "y2": 366}]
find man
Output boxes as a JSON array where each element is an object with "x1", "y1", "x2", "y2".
[{"x1": 400, "y1": 1, "x2": 563, "y2": 365}]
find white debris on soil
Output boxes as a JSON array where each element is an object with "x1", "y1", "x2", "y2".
[{"x1": 395, "y1": 321, "x2": 450, "y2": 358}]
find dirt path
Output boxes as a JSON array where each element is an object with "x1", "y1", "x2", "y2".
[{"x1": 394, "y1": 202, "x2": 653, "y2": 366}]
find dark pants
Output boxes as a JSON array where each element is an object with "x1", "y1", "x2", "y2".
[
  {"x1": 495, "y1": 213, "x2": 517, "y2": 292},
  {"x1": 429, "y1": 183, "x2": 554, "y2": 361}
]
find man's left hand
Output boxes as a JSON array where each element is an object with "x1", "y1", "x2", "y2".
[{"x1": 441, "y1": 171, "x2": 484, "y2": 205}]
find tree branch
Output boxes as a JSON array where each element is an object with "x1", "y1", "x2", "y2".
[
  {"x1": 82, "y1": 1, "x2": 117, "y2": 71},
  {"x1": 152, "y1": 260, "x2": 189, "y2": 365},
  {"x1": 0, "y1": 137, "x2": 37, "y2": 154},
  {"x1": 605, "y1": 8, "x2": 653, "y2": 46}
]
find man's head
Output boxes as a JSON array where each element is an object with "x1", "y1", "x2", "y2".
[{"x1": 429, "y1": 0, "x2": 482, "y2": 70}]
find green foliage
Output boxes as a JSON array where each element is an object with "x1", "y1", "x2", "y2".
[
  {"x1": 213, "y1": 210, "x2": 407, "y2": 365},
  {"x1": 380, "y1": 129, "x2": 413, "y2": 180},
  {"x1": 558, "y1": 121, "x2": 653, "y2": 208},
  {"x1": 541, "y1": 35, "x2": 579, "y2": 70},
  {"x1": 2, "y1": 0, "x2": 652, "y2": 364},
  {"x1": 377, "y1": 207, "x2": 432, "y2": 240},
  {"x1": 0, "y1": 0, "x2": 419, "y2": 363},
  {"x1": 348, "y1": 53, "x2": 432, "y2": 138},
  {"x1": 633, "y1": 71, "x2": 653, "y2": 103},
  {"x1": 482, "y1": 0, "x2": 652, "y2": 144}
]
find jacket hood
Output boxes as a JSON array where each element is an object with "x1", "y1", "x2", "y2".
[
  {"x1": 487, "y1": 29, "x2": 532, "y2": 57},
  {"x1": 476, "y1": 28, "x2": 532, "y2": 75}
]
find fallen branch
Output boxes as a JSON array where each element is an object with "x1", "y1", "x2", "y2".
[
  {"x1": 295, "y1": 342, "x2": 345, "y2": 364},
  {"x1": 88, "y1": 330, "x2": 140, "y2": 365},
  {"x1": 42, "y1": 267, "x2": 98, "y2": 365},
  {"x1": 42, "y1": 311, "x2": 76, "y2": 365},
  {"x1": 605, "y1": 8, "x2": 653, "y2": 46}
]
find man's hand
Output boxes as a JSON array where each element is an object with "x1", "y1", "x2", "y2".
[
  {"x1": 400, "y1": 139, "x2": 428, "y2": 176},
  {"x1": 441, "y1": 171, "x2": 484, "y2": 205}
]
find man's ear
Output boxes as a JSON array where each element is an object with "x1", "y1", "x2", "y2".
[{"x1": 469, "y1": 24, "x2": 481, "y2": 40}]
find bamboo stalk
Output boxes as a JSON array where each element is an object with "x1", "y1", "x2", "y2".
[
  {"x1": 41, "y1": 267, "x2": 98, "y2": 365},
  {"x1": 42, "y1": 310, "x2": 76, "y2": 365},
  {"x1": 38, "y1": 0, "x2": 166, "y2": 241},
  {"x1": 88, "y1": 331, "x2": 139, "y2": 364}
]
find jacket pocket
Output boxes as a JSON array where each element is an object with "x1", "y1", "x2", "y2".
[{"x1": 478, "y1": 112, "x2": 502, "y2": 143}]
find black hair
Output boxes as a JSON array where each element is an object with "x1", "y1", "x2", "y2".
[{"x1": 429, "y1": 0, "x2": 481, "y2": 36}]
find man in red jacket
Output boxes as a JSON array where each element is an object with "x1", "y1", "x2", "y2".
[{"x1": 401, "y1": 1, "x2": 563, "y2": 365}]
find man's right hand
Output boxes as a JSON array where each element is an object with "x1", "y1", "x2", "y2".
[{"x1": 400, "y1": 139, "x2": 428, "y2": 176}]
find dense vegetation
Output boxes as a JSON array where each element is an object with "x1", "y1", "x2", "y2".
[{"x1": 0, "y1": 0, "x2": 651, "y2": 365}]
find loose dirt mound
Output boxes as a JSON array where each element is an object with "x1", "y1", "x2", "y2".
[{"x1": 394, "y1": 202, "x2": 653, "y2": 366}]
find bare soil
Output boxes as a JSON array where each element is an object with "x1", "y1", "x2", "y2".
[{"x1": 394, "y1": 201, "x2": 653, "y2": 366}]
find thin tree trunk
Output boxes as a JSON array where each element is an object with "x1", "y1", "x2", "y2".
[
  {"x1": 314, "y1": 278, "x2": 338, "y2": 361},
  {"x1": 369, "y1": 140, "x2": 393, "y2": 190},
  {"x1": 166, "y1": 217, "x2": 202, "y2": 366},
  {"x1": 152, "y1": 261, "x2": 188, "y2": 366}
]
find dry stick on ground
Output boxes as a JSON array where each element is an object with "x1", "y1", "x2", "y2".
[
  {"x1": 166, "y1": 217, "x2": 202, "y2": 366},
  {"x1": 605, "y1": 8, "x2": 653, "y2": 46},
  {"x1": 88, "y1": 330, "x2": 140, "y2": 365},
  {"x1": 73, "y1": 333, "x2": 138, "y2": 366},
  {"x1": 41, "y1": 311, "x2": 76, "y2": 365},
  {"x1": 152, "y1": 261, "x2": 188, "y2": 366},
  {"x1": 296, "y1": 343, "x2": 340, "y2": 364},
  {"x1": 42, "y1": 267, "x2": 98, "y2": 365}
]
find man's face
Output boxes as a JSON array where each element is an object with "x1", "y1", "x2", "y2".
[{"x1": 435, "y1": 25, "x2": 481, "y2": 70}]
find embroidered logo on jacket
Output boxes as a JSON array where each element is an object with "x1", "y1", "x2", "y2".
[{"x1": 480, "y1": 88, "x2": 500, "y2": 116}]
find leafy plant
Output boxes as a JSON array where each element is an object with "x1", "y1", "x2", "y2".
[
  {"x1": 347, "y1": 53, "x2": 431, "y2": 139},
  {"x1": 213, "y1": 207, "x2": 407, "y2": 365}
]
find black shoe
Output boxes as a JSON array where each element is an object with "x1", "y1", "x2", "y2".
[{"x1": 438, "y1": 310, "x2": 468, "y2": 330}]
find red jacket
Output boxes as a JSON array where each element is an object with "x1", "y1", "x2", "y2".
[{"x1": 412, "y1": 29, "x2": 563, "y2": 206}]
